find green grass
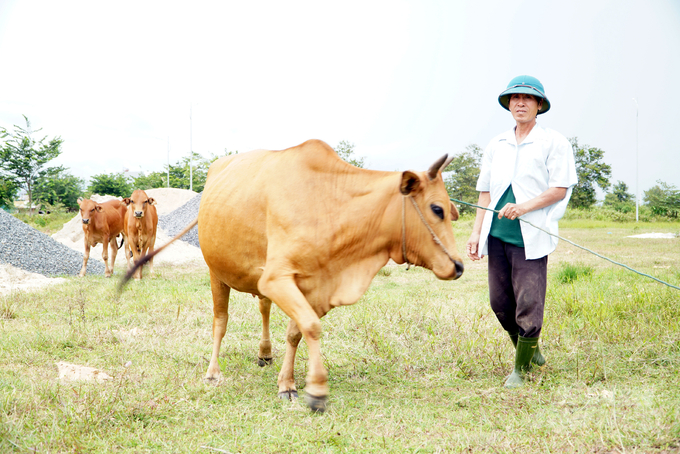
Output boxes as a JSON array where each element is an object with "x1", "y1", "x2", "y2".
[
  {"x1": 1, "y1": 222, "x2": 679, "y2": 452},
  {"x1": 12, "y1": 210, "x2": 75, "y2": 234}
]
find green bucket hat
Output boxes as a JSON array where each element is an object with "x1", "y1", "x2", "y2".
[{"x1": 498, "y1": 75, "x2": 550, "y2": 115}]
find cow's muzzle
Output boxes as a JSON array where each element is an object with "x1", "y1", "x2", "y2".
[
  {"x1": 134, "y1": 211, "x2": 144, "y2": 218},
  {"x1": 453, "y1": 260, "x2": 464, "y2": 280},
  {"x1": 82, "y1": 219, "x2": 90, "y2": 225}
]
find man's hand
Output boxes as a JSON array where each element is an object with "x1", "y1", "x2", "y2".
[
  {"x1": 497, "y1": 203, "x2": 528, "y2": 221},
  {"x1": 466, "y1": 232, "x2": 482, "y2": 261}
]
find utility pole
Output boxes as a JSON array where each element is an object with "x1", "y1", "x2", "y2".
[
  {"x1": 189, "y1": 103, "x2": 193, "y2": 192},
  {"x1": 633, "y1": 98, "x2": 639, "y2": 222},
  {"x1": 167, "y1": 136, "x2": 170, "y2": 188}
]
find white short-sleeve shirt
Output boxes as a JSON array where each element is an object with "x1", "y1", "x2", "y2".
[{"x1": 476, "y1": 124, "x2": 578, "y2": 260}]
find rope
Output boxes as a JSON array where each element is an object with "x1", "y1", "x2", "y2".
[
  {"x1": 408, "y1": 196, "x2": 459, "y2": 265},
  {"x1": 402, "y1": 196, "x2": 461, "y2": 271},
  {"x1": 451, "y1": 197, "x2": 680, "y2": 291},
  {"x1": 401, "y1": 196, "x2": 413, "y2": 270}
]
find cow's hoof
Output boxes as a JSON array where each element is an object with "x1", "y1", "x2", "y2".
[
  {"x1": 305, "y1": 393, "x2": 327, "y2": 413},
  {"x1": 204, "y1": 375, "x2": 221, "y2": 385},
  {"x1": 277, "y1": 390, "x2": 298, "y2": 401},
  {"x1": 258, "y1": 357, "x2": 273, "y2": 367}
]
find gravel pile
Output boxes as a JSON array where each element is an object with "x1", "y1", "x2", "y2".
[
  {"x1": 0, "y1": 209, "x2": 104, "y2": 277},
  {"x1": 158, "y1": 193, "x2": 202, "y2": 248}
]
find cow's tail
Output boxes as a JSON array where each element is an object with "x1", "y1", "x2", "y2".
[
  {"x1": 117, "y1": 217, "x2": 199, "y2": 293},
  {"x1": 117, "y1": 235, "x2": 125, "y2": 250}
]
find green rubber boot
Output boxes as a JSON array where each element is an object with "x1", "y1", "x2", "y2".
[
  {"x1": 505, "y1": 336, "x2": 540, "y2": 388},
  {"x1": 509, "y1": 333, "x2": 545, "y2": 366}
]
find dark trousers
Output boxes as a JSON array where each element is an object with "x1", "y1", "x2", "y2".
[{"x1": 487, "y1": 235, "x2": 547, "y2": 339}]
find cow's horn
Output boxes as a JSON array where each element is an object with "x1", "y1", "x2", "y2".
[
  {"x1": 440, "y1": 154, "x2": 455, "y2": 173},
  {"x1": 428, "y1": 154, "x2": 448, "y2": 180}
]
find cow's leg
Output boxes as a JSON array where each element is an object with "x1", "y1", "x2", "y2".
[
  {"x1": 205, "y1": 271, "x2": 231, "y2": 381},
  {"x1": 258, "y1": 297, "x2": 273, "y2": 366},
  {"x1": 79, "y1": 240, "x2": 91, "y2": 277},
  {"x1": 258, "y1": 273, "x2": 328, "y2": 412},
  {"x1": 277, "y1": 318, "x2": 301, "y2": 400},
  {"x1": 108, "y1": 237, "x2": 119, "y2": 277},
  {"x1": 131, "y1": 243, "x2": 143, "y2": 280},
  {"x1": 123, "y1": 241, "x2": 132, "y2": 271},
  {"x1": 101, "y1": 235, "x2": 112, "y2": 277},
  {"x1": 148, "y1": 235, "x2": 156, "y2": 275}
]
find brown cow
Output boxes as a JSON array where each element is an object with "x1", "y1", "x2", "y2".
[
  {"x1": 122, "y1": 140, "x2": 464, "y2": 412},
  {"x1": 122, "y1": 189, "x2": 158, "y2": 280},
  {"x1": 77, "y1": 197, "x2": 127, "y2": 277}
]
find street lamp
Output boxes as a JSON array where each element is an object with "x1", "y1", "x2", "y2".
[
  {"x1": 189, "y1": 103, "x2": 193, "y2": 192},
  {"x1": 633, "y1": 98, "x2": 639, "y2": 222}
]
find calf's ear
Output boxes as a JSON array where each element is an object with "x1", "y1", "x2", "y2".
[
  {"x1": 148, "y1": 197, "x2": 156, "y2": 206},
  {"x1": 449, "y1": 201, "x2": 459, "y2": 221},
  {"x1": 95, "y1": 205, "x2": 103, "y2": 212},
  {"x1": 123, "y1": 198, "x2": 131, "y2": 206},
  {"x1": 400, "y1": 171, "x2": 422, "y2": 196},
  {"x1": 77, "y1": 197, "x2": 84, "y2": 206}
]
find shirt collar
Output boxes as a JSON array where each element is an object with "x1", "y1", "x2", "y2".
[{"x1": 500, "y1": 123, "x2": 546, "y2": 145}]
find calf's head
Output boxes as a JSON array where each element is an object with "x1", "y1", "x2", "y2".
[
  {"x1": 399, "y1": 154, "x2": 464, "y2": 280},
  {"x1": 77, "y1": 197, "x2": 102, "y2": 225},
  {"x1": 123, "y1": 190, "x2": 155, "y2": 219}
]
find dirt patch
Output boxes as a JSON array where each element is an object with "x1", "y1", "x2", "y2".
[
  {"x1": 56, "y1": 361, "x2": 112, "y2": 383},
  {"x1": 0, "y1": 263, "x2": 66, "y2": 296},
  {"x1": 627, "y1": 233, "x2": 677, "y2": 239}
]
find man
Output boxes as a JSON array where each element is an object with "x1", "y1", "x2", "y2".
[{"x1": 466, "y1": 75, "x2": 577, "y2": 388}]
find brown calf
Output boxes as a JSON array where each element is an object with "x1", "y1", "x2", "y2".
[
  {"x1": 123, "y1": 190, "x2": 158, "y2": 280},
  {"x1": 77, "y1": 197, "x2": 127, "y2": 277}
]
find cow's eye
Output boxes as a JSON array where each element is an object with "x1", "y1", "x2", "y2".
[{"x1": 431, "y1": 204, "x2": 444, "y2": 220}]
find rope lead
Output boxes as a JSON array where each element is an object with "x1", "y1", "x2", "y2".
[{"x1": 451, "y1": 197, "x2": 680, "y2": 291}]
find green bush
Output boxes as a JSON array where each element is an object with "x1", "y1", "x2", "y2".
[{"x1": 554, "y1": 262, "x2": 594, "y2": 284}]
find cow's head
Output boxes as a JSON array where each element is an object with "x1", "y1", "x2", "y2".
[
  {"x1": 123, "y1": 190, "x2": 155, "y2": 219},
  {"x1": 77, "y1": 197, "x2": 102, "y2": 225},
  {"x1": 399, "y1": 154, "x2": 464, "y2": 280}
]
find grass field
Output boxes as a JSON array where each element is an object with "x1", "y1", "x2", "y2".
[{"x1": 1, "y1": 218, "x2": 679, "y2": 453}]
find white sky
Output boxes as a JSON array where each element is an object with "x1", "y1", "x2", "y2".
[{"x1": 1, "y1": 0, "x2": 678, "y2": 198}]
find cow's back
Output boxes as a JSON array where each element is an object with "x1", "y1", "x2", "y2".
[{"x1": 99, "y1": 199, "x2": 126, "y2": 237}]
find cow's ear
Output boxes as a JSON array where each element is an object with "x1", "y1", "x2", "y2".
[
  {"x1": 400, "y1": 171, "x2": 422, "y2": 196},
  {"x1": 148, "y1": 197, "x2": 156, "y2": 206},
  {"x1": 95, "y1": 205, "x2": 103, "y2": 212},
  {"x1": 77, "y1": 197, "x2": 84, "y2": 206},
  {"x1": 123, "y1": 198, "x2": 131, "y2": 206},
  {"x1": 449, "y1": 201, "x2": 459, "y2": 222}
]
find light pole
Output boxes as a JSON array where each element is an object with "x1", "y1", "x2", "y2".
[
  {"x1": 633, "y1": 98, "x2": 639, "y2": 222},
  {"x1": 189, "y1": 103, "x2": 193, "y2": 192},
  {"x1": 167, "y1": 136, "x2": 170, "y2": 188}
]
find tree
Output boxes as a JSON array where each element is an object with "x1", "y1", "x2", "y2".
[
  {"x1": 33, "y1": 166, "x2": 85, "y2": 210},
  {"x1": 644, "y1": 180, "x2": 679, "y2": 218},
  {"x1": 335, "y1": 140, "x2": 365, "y2": 168},
  {"x1": 132, "y1": 171, "x2": 166, "y2": 190},
  {"x1": 167, "y1": 152, "x2": 211, "y2": 192},
  {"x1": 0, "y1": 115, "x2": 63, "y2": 214},
  {"x1": 603, "y1": 180, "x2": 635, "y2": 213},
  {"x1": 0, "y1": 176, "x2": 19, "y2": 210},
  {"x1": 443, "y1": 144, "x2": 483, "y2": 215},
  {"x1": 88, "y1": 173, "x2": 133, "y2": 198},
  {"x1": 568, "y1": 137, "x2": 612, "y2": 209}
]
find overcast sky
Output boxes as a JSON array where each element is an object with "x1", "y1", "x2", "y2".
[{"x1": 1, "y1": 0, "x2": 678, "y2": 199}]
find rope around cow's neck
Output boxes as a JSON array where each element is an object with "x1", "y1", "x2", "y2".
[
  {"x1": 402, "y1": 195, "x2": 460, "y2": 271},
  {"x1": 450, "y1": 197, "x2": 680, "y2": 291}
]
